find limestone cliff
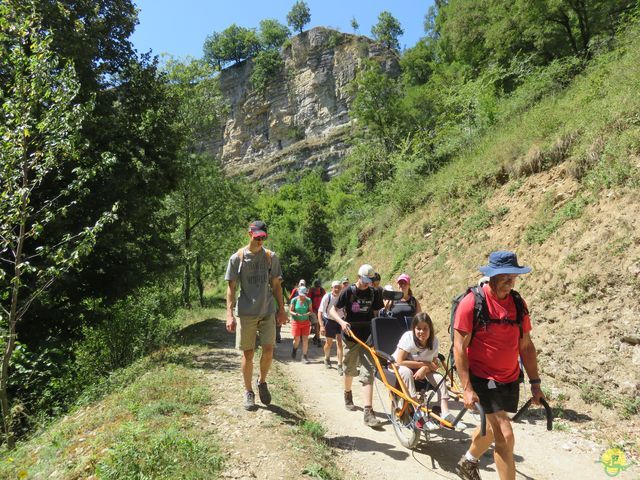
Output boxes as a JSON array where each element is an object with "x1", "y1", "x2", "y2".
[{"x1": 209, "y1": 27, "x2": 399, "y2": 185}]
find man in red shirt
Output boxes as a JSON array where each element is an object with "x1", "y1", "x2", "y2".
[{"x1": 453, "y1": 251, "x2": 544, "y2": 480}]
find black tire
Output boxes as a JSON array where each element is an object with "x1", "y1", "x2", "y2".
[{"x1": 390, "y1": 394, "x2": 420, "y2": 449}]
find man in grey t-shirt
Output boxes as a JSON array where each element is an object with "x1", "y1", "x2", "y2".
[{"x1": 225, "y1": 220, "x2": 287, "y2": 411}]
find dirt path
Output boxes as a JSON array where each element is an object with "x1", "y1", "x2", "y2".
[{"x1": 274, "y1": 323, "x2": 638, "y2": 480}]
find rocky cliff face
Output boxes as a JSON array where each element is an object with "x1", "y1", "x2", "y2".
[{"x1": 209, "y1": 27, "x2": 399, "y2": 185}]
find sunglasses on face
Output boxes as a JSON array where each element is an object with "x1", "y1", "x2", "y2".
[{"x1": 252, "y1": 236, "x2": 267, "y2": 241}]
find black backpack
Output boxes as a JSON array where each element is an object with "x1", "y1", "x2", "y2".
[
  {"x1": 449, "y1": 285, "x2": 527, "y2": 346},
  {"x1": 346, "y1": 284, "x2": 375, "y2": 306}
]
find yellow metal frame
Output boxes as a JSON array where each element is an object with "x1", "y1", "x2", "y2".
[{"x1": 347, "y1": 329, "x2": 459, "y2": 429}]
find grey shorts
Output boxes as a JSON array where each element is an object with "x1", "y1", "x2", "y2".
[{"x1": 343, "y1": 339, "x2": 375, "y2": 385}]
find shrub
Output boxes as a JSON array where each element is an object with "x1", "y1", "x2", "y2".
[
  {"x1": 74, "y1": 282, "x2": 181, "y2": 379},
  {"x1": 251, "y1": 49, "x2": 284, "y2": 94}
]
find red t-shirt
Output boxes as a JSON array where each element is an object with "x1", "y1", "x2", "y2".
[
  {"x1": 308, "y1": 287, "x2": 326, "y2": 313},
  {"x1": 454, "y1": 284, "x2": 531, "y2": 383}
]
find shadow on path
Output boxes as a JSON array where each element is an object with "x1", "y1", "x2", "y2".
[{"x1": 328, "y1": 435, "x2": 411, "y2": 461}]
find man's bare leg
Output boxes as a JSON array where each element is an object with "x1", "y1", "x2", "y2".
[
  {"x1": 258, "y1": 344, "x2": 273, "y2": 384},
  {"x1": 242, "y1": 349, "x2": 255, "y2": 391},
  {"x1": 488, "y1": 412, "x2": 516, "y2": 480}
]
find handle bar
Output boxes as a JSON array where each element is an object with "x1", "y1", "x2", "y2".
[{"x1": 512, "y1": 397, "x2": 553, "y2": 431}]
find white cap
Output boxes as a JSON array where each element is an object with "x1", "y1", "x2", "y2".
[
  {"x1": 298, "y1": 279, "x2": 306, "y2": 286},
  {"x1": 357, "y1": 264, "x2": 375, "y2": 278},
  {"x1": 331, "y1": 280, "x2": 341, "y2": 288}
]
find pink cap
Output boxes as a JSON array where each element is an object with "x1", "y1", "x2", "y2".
[{"x1": 397, "y1": 273, "x2": 411, "y2": 284}]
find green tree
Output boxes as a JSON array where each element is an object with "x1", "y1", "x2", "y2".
[
  {"x1": 0, "y1": 5, "x2": 115, "y2": 448},
  {"x1": 371, "y1": 11, "x2": 404, "y2": 51},
  {"x1": 203, "y1": 24, "x2": 261, "y2": 68},
  {"x1": 251, "y1": 49, "x2": 285, "y2": 94},
  {"x1": 350, "y1": 61, "x2": 405, "y2": 151},
  {"x1": 351, "y1": 17, "x2": 360, "y2": 34},
  {"x1": 162, "y1": 58, "x2": 242, "y2": 307},
  {"x1": 259, "y1": 19, "x2": 290, "y2": 49},
  {"x1": 0, "y1": 1, "x2": 182, "y2": 428},
  {"x1": 401, "y1": 38, "x2": 436, "y2": 85},
  {"x1": 435, "y1": 0, "x2": 636, "y2": 71},
  {"x1": 20, "y1": 0, "x2": 182, "y2": 332},
  {"x1": 287, "y1": 1, "x2": 311, "y2": 34}
]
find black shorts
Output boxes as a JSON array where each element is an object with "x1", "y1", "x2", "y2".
[
  {"x1": 471, "y1": 373, "x2": 520, "y2": 414},
  {"x1": 323, "y1": 317, "x2": 342, "y2": 338}
]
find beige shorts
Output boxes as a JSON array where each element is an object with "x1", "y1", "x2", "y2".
[{"x1": 236, "y1": 314, "x2": 276, "y2": 351}]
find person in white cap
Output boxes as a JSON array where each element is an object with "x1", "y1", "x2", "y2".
[
  {"x1": 329, "y1": 264, "x2": 384, "y2": 428},
  {"x1": 318, "y1": 280, "x2": 345, "y2": 374},
  {"x1": 289, "y1": 279, "x2": 306, "y2": 301},
  {"x1": 454, "y1": 251, "x2": 543, "y2": 480}
]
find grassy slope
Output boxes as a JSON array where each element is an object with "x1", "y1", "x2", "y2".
[
  {"x1": 329, "y1": 23, "x2": 640, "y2": 452},
  {"x1": 0, "y1": 308, "x2": 343, "y2": 479}
]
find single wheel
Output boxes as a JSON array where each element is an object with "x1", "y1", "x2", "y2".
[{"x1": 390, "y1": 394, "x2": 420, "y2": 449}]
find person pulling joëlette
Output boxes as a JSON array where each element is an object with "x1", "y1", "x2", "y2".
[
  {"x1": 329, "y1": 264, "x2": 384, "y2": 428},
  {"x1": 453, "y1": 251, "x2": 544, "y2": 480},
  {"x1": 225, "y1": 221, "x2": 287, "y2": 411}
]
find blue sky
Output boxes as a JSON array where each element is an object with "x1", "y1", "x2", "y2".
[{"x1": 130, "y1": 1, "x2": 434, "y2": 59}]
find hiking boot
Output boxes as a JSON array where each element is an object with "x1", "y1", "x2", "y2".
[
  {"x1": 291, "y1": 346, "x2": 297, "y2": 359},
  {"x1": 363, "y1": 407, "x2": 381, "y2": 428},
  {"x1": 442, "y1": 412, "x2": 466, "y2": 430},
  {"x1": 256, "y1": 380, "x2": 271, "y2": 406},
  {"x1": 456, "y1": 456, "x2": 481, "y2": 480},
  {"x1": 244, "y1": 391, "x2": 257, "y2": 411},
  {"x1": 324, "y1": 357, "x2": 331, "y2": 369},
  {"x1": 344, "y1": 390, "x2": 356, "y2": 411},
  {"x1": 337, "y1": 364, "x2": 344, "y2": 376},
  {"x1": 303, "y1": 355, "x2": 310, "y2": 364}
]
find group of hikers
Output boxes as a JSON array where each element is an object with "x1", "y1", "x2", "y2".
[{"x1": 225, "y1": 220, "x2": 544, "y2": 480}]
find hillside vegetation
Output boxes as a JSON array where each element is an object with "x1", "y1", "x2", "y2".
[
  {"x1": 325, "y1": 11, "x2": 640, "y2": 452},
  {"x1": 2, "y1": 0, "x2": 639, "y2": 469}
]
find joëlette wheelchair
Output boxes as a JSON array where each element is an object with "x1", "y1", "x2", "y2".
[{"x1": 346, "y1": 315, "x2": 552, "y2": 449}]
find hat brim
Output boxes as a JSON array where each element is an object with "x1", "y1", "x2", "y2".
[
  {"x1": 360, "y1": 276, "x2": 373, "y2": 284},
  {"x1": 478, "y1": 266, "x2": 532, "y2": 277},
  {"x1": 250, "y1": 231, "x2": 267, "y2": 238}
]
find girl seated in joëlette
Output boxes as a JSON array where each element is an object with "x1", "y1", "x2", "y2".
[{"x1": 392, "y1": 312, "x2": 465, "y2": 430}]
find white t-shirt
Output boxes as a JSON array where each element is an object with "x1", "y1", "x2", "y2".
[
  {"x1": 392, "y1": 331, "x2": 439, "y2": 363},
  {"x1": 319, "y1": 292, "x2": 343, "y2": 320}
]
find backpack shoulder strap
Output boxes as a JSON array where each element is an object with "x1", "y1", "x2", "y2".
[
  {"x1": 263, "y1": 248, "x2": 273, "y2": 272},
  {"x1": 470, "y1": 286, "x2": 488, "y2": 344},
  {"x1": 409, "y1": 295, "x2": 417, "y2": 311},
  {"x1": 348, "y1": 285, "x2": 357, "y2": 304},
  {"x1": 510, "y1": 289, "x2": 527, "y2": 339},
  {"x1": 236, "y1": 247, "x2": 247, "y2": 275}
]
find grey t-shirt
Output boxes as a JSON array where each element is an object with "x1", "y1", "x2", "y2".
[{"x1": 225, "y1": 248, "x2": 283, "y2": 317}]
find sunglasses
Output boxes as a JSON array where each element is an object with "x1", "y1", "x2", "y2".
[{"x1": 252, "y1": 236, "x2": 267, "y2": 241}]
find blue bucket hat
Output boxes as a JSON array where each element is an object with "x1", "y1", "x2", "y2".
[{"x1": 479, "y1": 251, "x2": 532, "y2": 277}]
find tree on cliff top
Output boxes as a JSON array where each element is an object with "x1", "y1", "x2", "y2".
[
  {"x1": 287, "y1": 1, "x2": 311, "y2": 34},
  {"x1": 203, "y1": 24, "x2": 261, "y2": 69},
  {"x1": 259, "y1": 19, "x2": 290, "y2": 49},
  {"x1": 371, "y1": 11, "x2": 403, "y2": 51}
]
